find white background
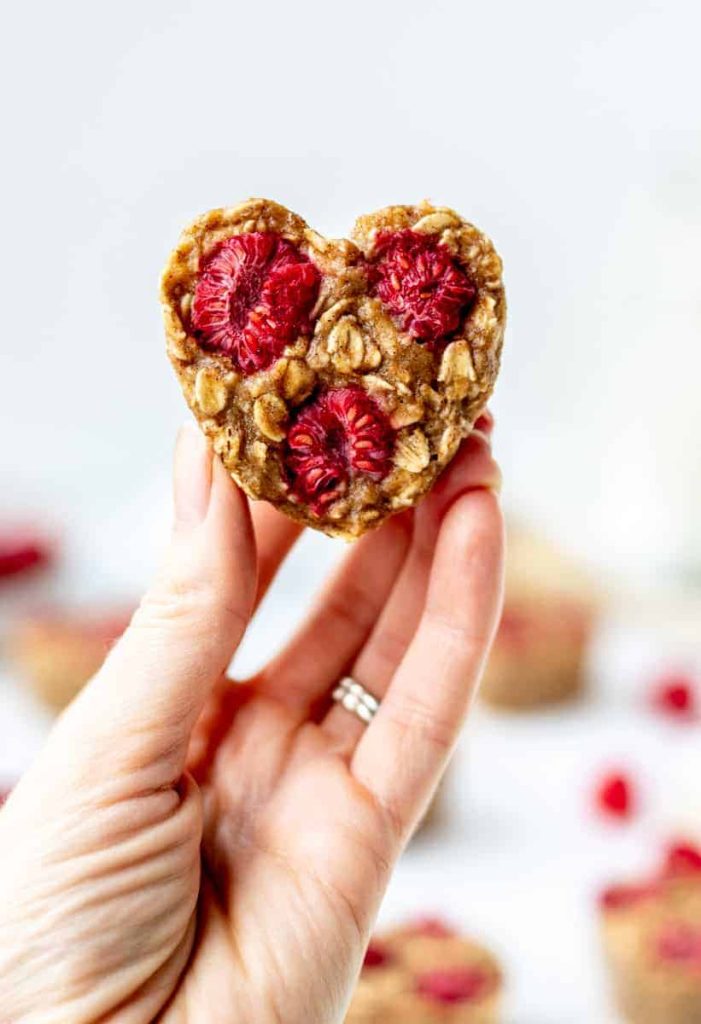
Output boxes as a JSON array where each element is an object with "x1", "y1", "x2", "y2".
[{"x1": 1, "y1": 1, "x2": 701, "y2": 1021}]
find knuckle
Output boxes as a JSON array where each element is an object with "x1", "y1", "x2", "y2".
[
  {"x1": 134, "y1": 572, "x2": 247, "y2": 641},
  {"x1": 384, "y1": 689, "x2": 455, "y2": 757}
]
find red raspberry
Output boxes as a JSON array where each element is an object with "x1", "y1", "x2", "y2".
[
  {"x1": 192, "y1": 232, "x2": 320, "y2": 374},
  {"x1": 285, "y1": 388, "x2": 393, "y2": 513},
  {"x1": 663, "y1": 841, "x2": 701, "y2": 878},
  {"x1": 656, "y1": 923, "x2": 701, "y2": 966},
  {"x1": 594, "y1": 771, "x2": 635, "y2": 821},
  {"x1": 649, "y1": 672, "x2": 698, "y2": 721},
  {"x1": 371, "y1": 229, "x2": 475, "y2": 343},
  {"x1": 406, "y1": 917, "x2": 457, "y2": 939},
  {"x1": 362, "y1": 941, "x2": 392, "y2": 969},
  {"x1": 598, "y1": 882, "x2": 656, "y2": 911},
  {"x1": 0, "y1": 533, "x2": 52, "y2": 580},
  {"x1": 415, "y1": 967, "x2": 488, "y2": 1004}
]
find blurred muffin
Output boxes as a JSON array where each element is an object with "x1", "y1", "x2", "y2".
[
  {"x1": 600, "y1": 841, "x2": 701, "y2": 1023},
  {"x1": 346, "y1": 917, "x2": 502, "y2": 1023},
  {"x1": 480, "y1": 525, "x2": 597, "y2": 709},
  {"x1": 6, "y1": 608, "x2": 131, "y2": 710}
]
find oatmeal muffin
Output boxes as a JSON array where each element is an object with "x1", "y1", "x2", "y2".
[
  {"x1": 6, "y1": 608, "x2": 131, "y2": 710},
  {"x1": 161, "y1": 199, "x2": 506, "y2": 539},
  {"x1": 600, "y1": 841, "x2": 701, "y2": 1023},
  {"x1": 346, "y1": 917, "x2": 502, "y2": 1023},
  {"x1": 480, "y1": 526, "x2": 598, "y2": 709}
]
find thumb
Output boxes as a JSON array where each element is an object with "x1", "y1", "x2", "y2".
[{"x1": 54, "y1": 423, "x2": 257, "y2": 780}]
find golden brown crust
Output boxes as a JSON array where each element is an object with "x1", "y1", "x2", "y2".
[{"x1": 161, "y1": 199, "x2": 506, "y2": 539}]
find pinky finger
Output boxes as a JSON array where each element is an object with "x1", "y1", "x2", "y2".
[{"x1": 351, "y1": 488, "x2": 504, "y2": 837}]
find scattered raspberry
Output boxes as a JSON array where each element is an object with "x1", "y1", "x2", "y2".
[
  {"x1": 663, "y1": 841, "x2": 701, "y2": 878},
  {"x1": 415, "y1": 967, "x2": 488, "y2": 1004},
  {"x1": 406, "y1": 917, "x2": 458, "y2": 939},
  {"x1": 285, "y1": 388, "x2": 393, "y2": 513},
  {"x1": 363, "y1": 942, "x2": 392, "y2": 969},
  {"x1": 192, "y1": 233, "x2": 320, "y2": 375},
  {"x1": 598, "y1": 882, "x2": 656, "y2": 911},
  {"x1": 649, "y1": 672, "x2": 698, "y2": 721},
  {"x1": 0, "y1": 787, "x2": 11, "y2": 808},
  {"x1": 656, "y1": 923, "x2": 701, "y2": 967},
  {"x1": 594, "y1": 771, "x2": 635, "y2": 821},
  {"x1": 371, "y1": 230, "x2": 475, "y2": 343},
  {"x1": 0, "y1": 533, "x2": 52, "y2": 580}
]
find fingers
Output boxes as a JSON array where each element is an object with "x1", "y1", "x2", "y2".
[
  {"x1": 55, "y1": 425, "x2": 257, "y2": 781},
  {"x1": 352, "y1": 487, "x2": 504, "y2": 836},
  {"x1": 321, "y1": 429, "x2": 500, "y2": 746},
  {"x1": 255, "y1": 514, "x2": 411, "y2": 713},
  {"x1": 251, "y1": 502, "x2": 303, "y2": 610}
]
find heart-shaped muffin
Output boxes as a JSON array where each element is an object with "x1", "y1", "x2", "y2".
[{"x1": 161, "y1": 199, "x2": 506, "y2": 539}]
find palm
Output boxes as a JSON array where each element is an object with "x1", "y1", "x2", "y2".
[{"x1": 166, "y1": 687, "x2": 391, "y2": 1023}]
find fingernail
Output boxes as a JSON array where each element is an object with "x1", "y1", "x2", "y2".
[{"x1": 174, "y1": 422, "x2": 212, "y2": 529}]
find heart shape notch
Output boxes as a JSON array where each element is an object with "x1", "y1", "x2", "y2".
[{"x1": 161, "y1": 199, "x2": 506, "y2": 539}]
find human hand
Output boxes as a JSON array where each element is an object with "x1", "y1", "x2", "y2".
[{"x1": 0, "y1": 416, "x2": 503, "y2": 1024}]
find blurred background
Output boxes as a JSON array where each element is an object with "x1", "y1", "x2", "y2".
[{"x1": 1, "y1": 1, "x2": 700, "y2": 1020}]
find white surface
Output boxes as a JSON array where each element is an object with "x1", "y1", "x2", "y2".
[{"x1": 1, "y1": 0, "x2": 701, "y2": 579}]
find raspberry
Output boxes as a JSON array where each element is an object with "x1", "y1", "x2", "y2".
[
  {"x1": 415, "y1": 967, "x2": 488, "y2": 1004},
  {"x1": 594, "y1": 771, "x2": 635, "y2": 821},
  {"x1": 656, "y1": 923, "x2": 701, "y2": 966},
  {"x1": 0, "y1": 533, "x2": 52, "y2": 580},
  {"x1": 192, "y1": 232, "x2": 320, "y2": 374},
  {"x1": 650, "y1": 672, "x2": 698, "y2": 721},
  {"x1": 285, "y1": 388, "x2": 393, "y2": 513},
  {"x1": 406, "y1": 917, "x2": 457, "y2": 939},
  {"x1": 371, "y1": 230, "x2": 475, "y2": 343},
  {"x1": 663, "y1": 841, "x2": 701, "y2": 878},
  {"x1": 598, "y1": 882, "x2": 656, "y2": 911},
  {"x1": 362, "y1": 942, "x2": 392, "y2": 969}
]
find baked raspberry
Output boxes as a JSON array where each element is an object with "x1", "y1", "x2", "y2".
[
  {"x1": 415, "y1": 967, "x2": 488, "y2": 1004},
  {"x1": 594, "y1": 771, "x2": 635, "y2": 821},
  {"x1": 598, "y1": 882, "x2": 657, "y2": 911},
  {"x1": 663, "y1": 841, "x2": 701, "y2": 878},
  {"x1": 650, "y1": 671, "x2": 698, "y2": 720},
  {"x1": 406, "y1": 916, "x2": 458, "y2": 939},
  {"x1": 656, "y1": 923, "x2": 701, "y2": 967},
  {"x1": 363, "y1": 942, "x2": 392, "y2": 969},
  {"x1": 285, "y1": 388, "x2": 393, "y2": 513},
  {"x1": 0, "y1": 533, "x2": 52, "y2": 580},
  {"x1": 192, "y1": 232, "x2": 320, "y2": 374},
  {"x1": 371, "y1": 229, "x2": 475, "y2": 343}
]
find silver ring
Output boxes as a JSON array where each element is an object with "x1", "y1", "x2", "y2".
[{"x1": 331, "y1": 676, "x2": 380, "y2": 724}]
